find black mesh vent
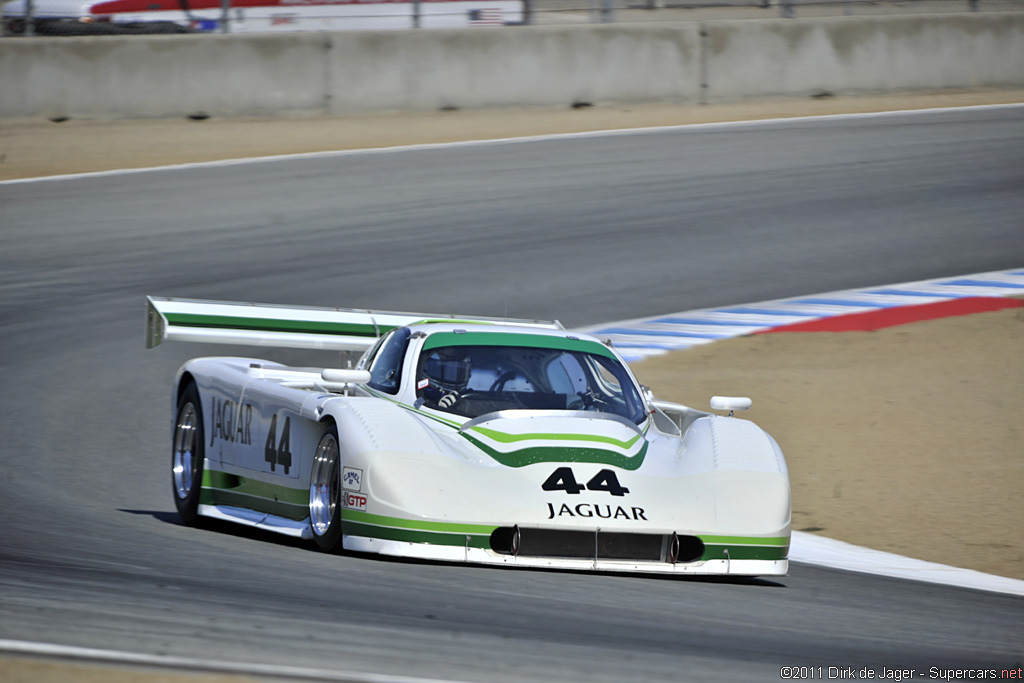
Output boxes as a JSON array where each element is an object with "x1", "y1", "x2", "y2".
[{"x1": 490, "y1": 528, "x2": 704, "y2": 563}]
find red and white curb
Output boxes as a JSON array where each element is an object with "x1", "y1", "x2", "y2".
[{"x1": 580, "y1": 267, "x2": 1024, "y2": 596}]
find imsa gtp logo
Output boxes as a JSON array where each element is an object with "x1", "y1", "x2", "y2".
[{"x1": 342, "y1": 492, "x2": 367, "y2": 511}]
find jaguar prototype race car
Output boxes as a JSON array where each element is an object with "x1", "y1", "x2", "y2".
[{"x1": 146, "y1": 297, "x2": 791, "y2": 576}]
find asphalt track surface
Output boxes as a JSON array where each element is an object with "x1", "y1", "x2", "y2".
[{"x1": 2, "y1": 106, "x2": 1023, "y2": 681}]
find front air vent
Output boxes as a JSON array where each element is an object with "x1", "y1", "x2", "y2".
[{"x1": 490, "y1": 528, "x2": 704, "y2": 563}]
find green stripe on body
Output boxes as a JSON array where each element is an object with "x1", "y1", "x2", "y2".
[
  {"x1": 202, "y1": 470, "x2": 308, "y2": 504},
  {"x1": 343, "y1": 521, "x2": 493, "y2": 549},
  {"x1": 698, "y1": 535, "x2": 790, "y2": 561},
  {"x1": 165, "y1": 312, "x2": 390, "y2": 338},
  {"x1": 698, "y1": 535, "x2": 789, "y2": 546},
  {"x1": 342, "y1": 509, "x2": 497, "y2": 535},
  {"x1": 423, "y1": 331, "x2": 615, "y2": 359},
  {"x1": 699, "y1": 544, "x2": 789, "y2": 561},
  {"x1": 201, "y1": 470, "x2": 308, "y2": 520},
  {"x1": 200, "y1": 488, "x2": 307, "y2": 521},
  {"x1": 342, "y1": 510, "x2": 496, "y2": 548}
]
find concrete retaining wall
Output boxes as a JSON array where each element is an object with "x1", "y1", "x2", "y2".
[
  {"x1": 0, "y1": 13, "x2": 1021, "y2": 119},
  {"x1": 0, "y1": 33, "x2": 330, "y2": 118},
  {"x1": 327, "y1": 26, "x2": 700, "y2": 114},
  {"x1": 703, "y1": 15, "x2": 1024, "y2": 100}
]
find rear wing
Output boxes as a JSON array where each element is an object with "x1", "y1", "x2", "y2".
[{"x1": 145, "y1": 296, "x2": 564, "y2": 352}]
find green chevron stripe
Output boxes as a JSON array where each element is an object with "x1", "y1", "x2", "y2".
[
  {"x1": 461, "y1": 432, "x2": 649, "y2": 470},
  {"x1": 470, "y1": 424, "x2": 644, "y2": 449},
  {"x1": 392, "y1": 392, "x2": 651, "y2": 468}
]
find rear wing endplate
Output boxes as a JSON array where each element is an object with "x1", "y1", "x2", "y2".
[{"x1": 146, "y1": 296, "x2": 563, "y2": 351}]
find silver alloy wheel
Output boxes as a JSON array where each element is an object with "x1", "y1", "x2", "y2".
[
  {"x1": 172, "y1": 402, "x2": 198, "y2": 500},
  {"x1": 309, "y1": 432, "x2": 340, "y2": 537}
]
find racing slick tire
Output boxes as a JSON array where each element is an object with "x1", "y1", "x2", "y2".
[
  {"x1": 172, "y1": 381, "x2": 205, "y2": 525},
  {"x1": 310, "y1": 424, "x2": 344, "y2": 553}
]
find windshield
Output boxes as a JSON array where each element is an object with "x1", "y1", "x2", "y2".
[{"x1": 416, "y1": 343, "x2": 646, "y2": 424}]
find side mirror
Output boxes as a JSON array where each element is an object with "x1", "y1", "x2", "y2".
[
  {"x1": 710, "y1": 396, "x2": 752, "y2": 417},
  {"x1": 322, "y1": 369, "x2": 372, "y2": 384}
]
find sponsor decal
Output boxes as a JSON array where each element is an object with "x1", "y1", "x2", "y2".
[
  {"x1": 417, "y1": 378, "x2": 430, "y2": 390},
  {"x1": 209, "y1": 397, "x2": 254, "y2": 447},
  {"x1": 342, "y1": 467, "x2": 362, "y2": 492},
  {"x1": 343, "y1": 491, "x2": 367, "y2": 511},
  {"x1": 546, "y1": 502, "x2": 648, "y2": 520}
]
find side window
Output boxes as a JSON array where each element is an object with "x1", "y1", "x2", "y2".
[
  {"x1": 589, "y1": 356, "x2": 622, "y2": 393},
  {"x1": 368, "y1": 327, "x2": 412, "y2": 395}
]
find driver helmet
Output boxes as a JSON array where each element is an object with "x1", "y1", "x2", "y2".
[{"x1": 421, "y1": 347, "x2": 472, "y2": 395}]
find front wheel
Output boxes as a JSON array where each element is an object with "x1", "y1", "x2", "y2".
[
  {"x1": 172, "y1": 382, "x2": 205, "y2": 525},
  {"x1": 309, "y1": 425, "x2": 344, "y2": 553}
]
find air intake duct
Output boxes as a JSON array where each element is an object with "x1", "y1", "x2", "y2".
[{"x1": 489, "y1": 528, "x2": 704, "y2": 563}]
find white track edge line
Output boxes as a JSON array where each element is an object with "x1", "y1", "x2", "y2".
[
  {"x1": 0, "y1": 638, "x2": 466, "y2": 683},
  {"x1": 790, "y1": 531, "x2": 1024, "y2": 597},
  {"x1": 2, "y1": 102, "x2": 1021, "y2": 186}
]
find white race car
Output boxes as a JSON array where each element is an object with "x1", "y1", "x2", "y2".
[{"x1": 147, "y1": 296, "x2": 790, "y2": 576}]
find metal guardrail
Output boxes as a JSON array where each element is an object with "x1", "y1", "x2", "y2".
[{"x1": 2, "y1": 0, "x2": 1022, "y2": 36}]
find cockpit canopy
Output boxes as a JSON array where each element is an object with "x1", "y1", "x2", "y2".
[{"x1": 361, "y1": 327, "x2": 646, "y2": 424}]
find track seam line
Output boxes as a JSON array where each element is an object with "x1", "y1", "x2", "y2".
[{"x1": 0, "y1": 638, "x2": 469, "y2": 683}]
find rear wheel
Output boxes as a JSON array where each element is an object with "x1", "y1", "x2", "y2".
[
  {"x1": 172, "y1": 382, "x2": 205, "y2": 525},
  {"x1": 309, "y1": 425, "x2": 344, "y2": 553}
]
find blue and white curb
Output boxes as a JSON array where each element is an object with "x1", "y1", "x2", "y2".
[
  {"x1": 578, "y1": 267, "x2": 1024, "y2": 596},
  {"x1": 580, "y1": 268, "x2": 1024, "y2": 363}
]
